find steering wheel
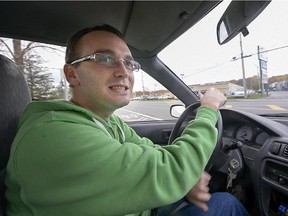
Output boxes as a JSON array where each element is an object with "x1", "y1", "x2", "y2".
[{"x1": 168, "y1": 102, "x2": 223, "y2": 172}]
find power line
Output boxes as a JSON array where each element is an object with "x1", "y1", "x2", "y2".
[
  {"x1": 183, "y1": 61, "x2": 231, "y2": 78},
  {"x1": 233, "y1": 44, "x2": 288, "y2": 61},
  {"x1": 183, "y1": 43, "x2": 288, "y2": 78}
]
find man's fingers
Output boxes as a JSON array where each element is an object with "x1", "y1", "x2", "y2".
[
  {"x1": 186, "y1": 192, "x2": 211, "y2": 212},
  {"x1": 190, "y1": 199, "x2": 209, "y2": 212},
  {"x1": 185, "y1": 171, "x2": 212, "y2": 212},
  {"x1": 199, "y1": 171, "x2": 211, "y2": 185},
  {"x1": 187, "y1": 191, "x2": 211, "y2": 202}
]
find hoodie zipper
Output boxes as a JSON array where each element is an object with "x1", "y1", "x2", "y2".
[{"x1": 92, "y1": 118, "x2": 125, "y2": 142}]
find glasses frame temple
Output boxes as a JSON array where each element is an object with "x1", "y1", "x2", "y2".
[{"x1": 70, "y1": 54, "x2": 95, "y2": 65}]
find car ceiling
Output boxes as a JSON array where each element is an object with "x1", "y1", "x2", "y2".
[{"x1": 0, "y1": 1, "x2": 222, "y2": 58}]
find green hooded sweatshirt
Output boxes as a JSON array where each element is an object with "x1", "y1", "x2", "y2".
[{"x1": 5, "y1": 100, "x2": 218, "y2": 216}]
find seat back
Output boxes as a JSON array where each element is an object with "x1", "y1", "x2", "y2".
[{"x1": 0, "y1": 55, "x2": 31, "y2": 215}]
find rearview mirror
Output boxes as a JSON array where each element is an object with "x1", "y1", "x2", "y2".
[{"x1": 217, "y1": 0, "x2": 271, "y2": 45}]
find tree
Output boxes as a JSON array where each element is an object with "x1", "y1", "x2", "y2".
[
  {"x1": 51, "y1": 79, "x2": 71, "y2": 100},
  {"x1": 24, "y1": 53, "x2": 55, "y2": 100},
  {"x1": 269, "y1": 74, "x2": 288, "y2": 84},
  {"x1": 0, "y1": 38, "x2": 65, "y2": 100}
]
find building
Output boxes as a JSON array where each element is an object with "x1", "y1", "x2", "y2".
[
  {"x1": 188, "y1": 82, "x2": 244, "y2": 96},
  {"x1": 270, "y1": 79, "x2": 288, "y2": 91}
]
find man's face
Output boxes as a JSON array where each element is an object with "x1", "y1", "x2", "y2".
[{"x1": 68, "y1": 31, "x2": 135, "y2": 118}]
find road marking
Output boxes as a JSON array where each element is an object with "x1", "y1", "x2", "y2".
[
  {"x1": 266, "y1": 105, "x2": 286, "y2": 110},
  {"x1": 223, "y1": 104, "x2": 287, "y2": 111},
  {"x1": 224, "y1": 105, "x2": 232, "y2": 108},
  {"x1": 119, "y1": 108, "x2": 163, "y2": 120}
]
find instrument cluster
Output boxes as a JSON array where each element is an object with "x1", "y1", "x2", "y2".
[{"x1": 223, "y1": 123, "x2": 270, "y2": 148}]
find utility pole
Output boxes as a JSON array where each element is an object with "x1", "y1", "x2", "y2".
[
  {"x1": 258, "y1": 46, "x2": 264, "y2": 97},
  {"x1": 239, "y1": 34, "x2": 247, "y2": 98},
  {"x1": 60, "y1": 68, "x2": 68, "y2": 100},
  {"x1": 141, "y1": 71, "x2": 145, "y2": 96}
]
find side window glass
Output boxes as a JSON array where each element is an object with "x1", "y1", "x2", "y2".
[
  {"x1": 0, "y1": 37, "x2": 67, "y2": 100},
  {"x1": 0, "y1": 38, "x2": 179, "y2": 122}
]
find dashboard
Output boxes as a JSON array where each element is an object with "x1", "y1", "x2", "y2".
[
  {"x1": 221, "y1": 109, "x2": 284, "y2": 151},
  {"x1": 220, "y1": 108, "x2": 288, "y2": 216}
]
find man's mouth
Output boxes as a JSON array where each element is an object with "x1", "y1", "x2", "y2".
[{"x1": 109, "y1": 85, "x2": 129, "y2": 93}]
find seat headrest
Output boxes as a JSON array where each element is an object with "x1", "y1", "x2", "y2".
[{"x1": 0, "y1": 55, "x2": 31, "y2": 170}]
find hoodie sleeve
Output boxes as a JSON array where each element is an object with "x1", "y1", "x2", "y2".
[{"x1": 6, "y1": 106, "x2": 218, "y2": 216}]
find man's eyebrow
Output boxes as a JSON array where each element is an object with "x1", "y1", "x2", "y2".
[
  {"x1": 94, "y1": 49, "x2": 134, "y2": 60},
  {"x1": 95, "y1": 49, "x2": 114, "y2": 55}
]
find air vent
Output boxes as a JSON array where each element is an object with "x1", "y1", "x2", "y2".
[{"x1": 283, "y1": 145, "x2": 288, "y2": 158}]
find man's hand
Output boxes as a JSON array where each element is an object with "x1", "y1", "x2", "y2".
[
  {"x1": 199, "y1": 87, "x2": 227, "y2": 110},
  {"x1": 185, "y1": 171, "x2": 211, "y2": 212}
]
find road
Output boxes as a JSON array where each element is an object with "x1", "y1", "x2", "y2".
[
  {"x1": 226, "y1": 91, "x2": 288, "y2": 115},
  {"x1": 115, "y1": 91, "x2": 288, "y2": 121}
]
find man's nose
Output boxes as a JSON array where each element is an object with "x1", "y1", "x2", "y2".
[{"x1": 114, "y1": 60, "x2": 130, "y2": 77}]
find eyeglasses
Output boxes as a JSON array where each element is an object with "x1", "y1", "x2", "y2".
[{"x1": 70, "y1": 53, "x2": 141, "y2": 72}]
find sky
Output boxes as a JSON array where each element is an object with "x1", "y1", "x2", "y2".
[{"x1": 133, "y1": 0, "x2": 288, "y2": 91}]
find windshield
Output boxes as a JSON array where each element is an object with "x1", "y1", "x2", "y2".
[
  {"x1": 158, "y1": 0, "x2": 288, "y2": 116},
  {"x1": 0, "y1": 1, "x2": 287, "y2": 122}
]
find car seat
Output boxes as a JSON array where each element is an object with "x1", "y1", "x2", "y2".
[{"x1": 0, "y1": 54, "x2": 31, "y2": 216}]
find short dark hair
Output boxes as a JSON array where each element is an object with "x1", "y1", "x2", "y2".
[{"x1": 65, "y1": 24, "x2": 125, "y2": 64}]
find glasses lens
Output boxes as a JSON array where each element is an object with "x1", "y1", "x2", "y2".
[
  {"x1": 96, "y1": 54, "x2": 116, "y2": 66},
  {"x1": 95, "y1": 53, "x2": 140, "y2": 71},
  {"x1": 124, "y1": 60, "x2": 140, "y2": 72}
]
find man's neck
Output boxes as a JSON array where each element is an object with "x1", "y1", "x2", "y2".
[{"x1": 69, "y1": 98, "x2": 113, "y2": 121}]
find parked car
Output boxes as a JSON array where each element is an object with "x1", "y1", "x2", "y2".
[
  {"x1": 232, "y1": 90, "x2": 245, "y2": 98},
  {"x1": 1, "y1": 1, "x2": 288, "y2": 216}
]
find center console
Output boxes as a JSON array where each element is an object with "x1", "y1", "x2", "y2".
[{"x1": 263, "y1": 160, "x2": 288, "y2": 215}]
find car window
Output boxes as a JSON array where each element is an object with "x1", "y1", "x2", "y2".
[{"x1": 158, "y1": 0, "x2": 288, "y2": 116}]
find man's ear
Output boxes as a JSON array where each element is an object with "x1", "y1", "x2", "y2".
[{"x1": 63, "y1": 64, "x2": 80, "y2": 87}]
